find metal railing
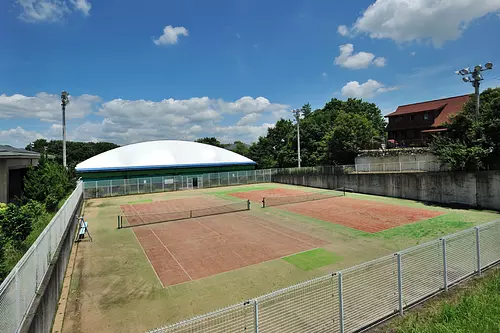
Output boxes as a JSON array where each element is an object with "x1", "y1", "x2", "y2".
[
  {"x1": 146, "y1": 219, "x2": 500, "y2": 333},
  {"x1": 83, "y1": 169, "x2": 274, "y2": 199},
  {"x1": 0, "y1": 182, "x2": 83, "y2": 333},
  {"x1": 274, "y1": 161, "x2": 448, "y2": 175}
]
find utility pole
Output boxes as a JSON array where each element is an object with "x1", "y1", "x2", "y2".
[
  {"x1": 61, "y1": 91, "x2": 70, "y2": 168},
  {"x1": 455, "y1": 62, "x2": 493, "y2": 117},
  {"x1": 292, "y1": 108, "x2": 301, "y2": 168}
]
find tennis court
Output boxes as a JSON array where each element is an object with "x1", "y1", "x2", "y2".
[
  {"x1": 120, "y1": 196, "x2": 328, "y2": 286},
  {"x1": 230, "y1": 188, "x2": 444, "y2": 232}
]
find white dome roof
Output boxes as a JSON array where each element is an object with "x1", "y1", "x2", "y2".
[{"x1": 75, "y1": 140, "x2": 255, "y2": 172}]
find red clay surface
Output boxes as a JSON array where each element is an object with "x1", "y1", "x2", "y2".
[
  {"x1": 121, "y1": 197, "x2": 328, "y2": 287},
  {"x1": 230, "y1": 188, "x2": 310, "y2": 203},
  {"x1": 278, "y1": 196, "x2": 444, "y2": 233}
]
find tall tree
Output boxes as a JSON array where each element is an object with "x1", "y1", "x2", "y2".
[
  {"x1": 320, "y1": 111, "x2": 377, "y2": 165},
  {"x1": 301, "y1": 103, "x2": 312, "y2": 118}
]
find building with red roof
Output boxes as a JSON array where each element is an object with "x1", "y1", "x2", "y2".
[{"x1": 385, "y1": 94, "x2": 470, "y2": 147}]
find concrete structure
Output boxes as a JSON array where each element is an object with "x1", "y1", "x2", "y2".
[
  {"x1": 385, "y1": 95, "x2": 470, "y2": 147},
  {"x1": 0, "y1": 145, "x2": 41, "y2": 203},
  {"x1": 273, "y1": 170, "x2": 500, "y2": 211},
  {"x1": 75, "y1": 140, "x2": 256, "y2": 181}
]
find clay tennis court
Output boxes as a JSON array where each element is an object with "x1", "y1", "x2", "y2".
[
  {"x1": 230, "y1": 189, "x2": 444, "y2": 233},
  {"x1": 120, "y1": 197, "x2": 328, "y2": 287}
]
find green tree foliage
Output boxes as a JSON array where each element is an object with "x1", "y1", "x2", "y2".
[
  {"x1": 430, "y1": 88, "x2": 500, "y2": 171},
  {"x1": 320, "y1": 111, "x2": 377, "y2": 165},
  {"x1": 301, "y1": 103, "x2": 312, "y2": 118},
  {"x1": 249, "y1": 97, "x2": 384, "y2": 167},
  {"x1": 195, "y1": 137, "x2": 224, "y2": 148},
  {"x1": 23, "y1": 158, "x2": 73, "y2": 211},
  {"x1": 26, "y1": 139, "x2": 119, "y2": 173},
  {"x1": 229, "y1": 141, "x2": 251, "y2": 158}
]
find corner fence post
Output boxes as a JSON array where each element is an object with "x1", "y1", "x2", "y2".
[
  {"x1": 475, "y1": 227, "x2": 481, "y2": 275},
  {"x1": 338, "y1": 271, "x2": 344, "y2": 333},
  {"x1": 397, "y1": 253, "x2": 403, "y2": 315},
  {"x1": 254, "y1": 299, "x2": 259, "y2": 333},
  {"x1": 442, "y1": 238, "x2": 448, "y2": 291}
]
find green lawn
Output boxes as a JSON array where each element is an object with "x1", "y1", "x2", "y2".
[
  {"x1": 283, "y1": 248, "x2": 343, "y2": 271},
  {"x1": 383, "y1": 268, "x2": 500, "y2": 333}
]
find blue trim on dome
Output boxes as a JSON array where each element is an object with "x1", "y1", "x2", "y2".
[{"x1": 76, "y1": 161, "x2": 256, "y2": 173}]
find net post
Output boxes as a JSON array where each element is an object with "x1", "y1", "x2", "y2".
[
  {"x1": 190, "y1": 210, "x2": 193, "y2": 219},
  {"x1": 262, "y1": 198, "x2": 266, "y2": 208},
  {"x1": 117, "y1": 215, "x2": 120, "y2": 229},
  {"x1": 397, "y1": 253, "x2": 403, "y2": 315},
  {"x1": 254, "y1": 299, "x2": 259, "y2": 333},
  {"x1": 475, "y1": 226, "x2": 481, "y2": 275},
  {"x1": 442, "y1": 238, "x2": 448, "y2": 291},
  {"x1": 247, "y1": 200, "x2": 251, "y2": 210},
  {"x1": 338, "y1": 271, "x2": 344, "y2": 333}
]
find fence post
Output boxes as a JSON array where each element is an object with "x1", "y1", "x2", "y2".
[
  {"x1": 254, "y1": 299, "x2": 259, "y2": 333},
  {"x1": 399, "y1": 162, "x2": 402, "y2": 172},
  {"x1": 137, "y1": 178, "x2": 139, "y2": 194},
  {"x1": 397, "y1": 253, "x2": 403, "y2": 315},
  {"x1": 162, "y1": 176, "x2": 165, "y2": 192},
  {"x1": 383, "y1": 163, "x2": 385, "y2": 172},
  {"x1": 338, "y1": 271, "x2": 344, "y2": 333},
  {"x1": 368, "y1": 164, "x2": 371, "y2": 173},
  {"x1": 475, "y1": 227, "x2": 481, "y2": 275},
  {"x1": 150, "y1": 178, "x2": 153, "y2": 193},
  {"x1": 218, "y1": 173, "x2": 221, "y2": 186},
  {"x1": 237, "y1": 172, "x2": 239, "y2": 184},
  {"x1": 417, "y1": 161, "x2": 420, "y2": 171},
  {"x1": 355, "y1": 164, "x2": 358, "y2": 173},
  {"x1": 95, "y1": 181, "x2": 98, "y2": 198},
  {"x1": 442, "y1": 238, "x2": 448, "y2": 291}
]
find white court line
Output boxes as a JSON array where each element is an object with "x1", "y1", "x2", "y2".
[{"x1": 131, "y1": 205, "x2": 193, "y2": 282}]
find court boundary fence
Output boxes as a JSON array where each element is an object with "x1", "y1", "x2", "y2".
[
  {"x1": 0, "y1": 182, "x2": 83, "y2": 333},
  {"x1": 146, "y1": 219, "x2": 500, "y2": 333},
  {"x1": 83, "y1": 169, "x2": 273, "y2": 199}
]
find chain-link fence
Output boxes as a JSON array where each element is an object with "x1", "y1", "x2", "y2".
[
  {"x1": 0, "y1": 182, "x2": 83, "y2": 333},
  {"x1": 147, "y1": 219, "x2": 500, "y2": 333},
  {"x1": 83, "y1": 169, "x2": 274, "y2": 199}
]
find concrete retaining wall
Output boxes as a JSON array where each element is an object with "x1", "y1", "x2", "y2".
[
  {"x1": 273, "y1": 171, "x2": 500, "y2": 211},
  {"x1": 19, "y1": 197, "x2": 83, "y2": 333}
]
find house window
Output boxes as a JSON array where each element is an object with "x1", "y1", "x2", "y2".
[
  {"x1": 423, "y1": 112, "x2": 429, "y2": 120},
  {"x1": 395, "y1": 116, "x2": 403, "y2": 123},
  {"x1": 410, "y1": 115, "x2": 415, "y2": 121}
]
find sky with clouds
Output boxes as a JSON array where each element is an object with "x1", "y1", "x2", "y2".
[{"x1": 1, "y1": 0, "x2": 500, "y2": 147}]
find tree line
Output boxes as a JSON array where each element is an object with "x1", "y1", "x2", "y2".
[{"x1": 198, "y1": 98, "x2": 386, "y2": 168}]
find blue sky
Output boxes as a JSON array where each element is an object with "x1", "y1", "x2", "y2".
[{"x1": 1, "y1": 0, "x2": 500, "y2": 147}]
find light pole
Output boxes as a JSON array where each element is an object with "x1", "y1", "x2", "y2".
[
  {"x1": 292, "y1": 108, "x2": 301, "y2": 168},
  {"x1": 455, "y1": 62, "x2": 493, "y2": 117},
  {"x1": 61, "y1": 91, "x2": 70, "y2": 168}
]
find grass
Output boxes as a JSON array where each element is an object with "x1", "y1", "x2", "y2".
[
  {"x1": 126, "y1": 199, "x2": 153, "y2": 204},
  {"x1": 283, "y1": 248, "x2": 342, "y2": 271},
  {"x1": 380, "y1": 267, "x2": 500, "y2": 333}
]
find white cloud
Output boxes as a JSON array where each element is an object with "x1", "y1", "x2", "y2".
[
  {"x1": 0, "y1": 92, "x2": 101, "y2": 122},
  {"x1": 236, "y1": 113, "x2": 260, "y2": 126},
  {"x1": 0, "y1": 127, "x2": 44, "y2": 148},
  {"x1": 337, "y1": 25, "x2": 349, "y2": 36},
  {"x1": 410, "y1": 51, "x2": 416, "y2": 56},
  {"x1": 373, "y1": 57, "x2": 386, "y2": 67},
  {"x1": 71, "y1": 0, "x2": 91, "y2": 16},
  {"x1": 18, "y1": 0, "x2": 91, "y2": 22},
  {"x1": 322, "y1": 72, "x2": 328, "y2": 77},
  {"x1": 354, "y1": 0, "x2": 500, "y2": 46},
  {"x1": 153, "y1": 25, "x2": 189, "y2": 45},
  {"x1": 341, "y1": 79, "x2": 398, "y2": 99},
  {"x1": 334, "y1": 44, "x2": 385, "y2": 69}
]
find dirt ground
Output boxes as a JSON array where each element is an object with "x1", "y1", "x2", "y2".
[{"x1": 279, "y1": 196, "x2": 444, "y2": 233}]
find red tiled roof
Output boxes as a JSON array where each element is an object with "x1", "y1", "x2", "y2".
[{"x1": 385, "y1": 95, "x2": 470, "y2": 127}]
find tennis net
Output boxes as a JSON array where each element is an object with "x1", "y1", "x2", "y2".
[
  {"x1": 118, "y1": 200, "x2": 250, "y2": 228},
  {"x1": 262, "y1": 190, "x2": 345, "y2": 208}
]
